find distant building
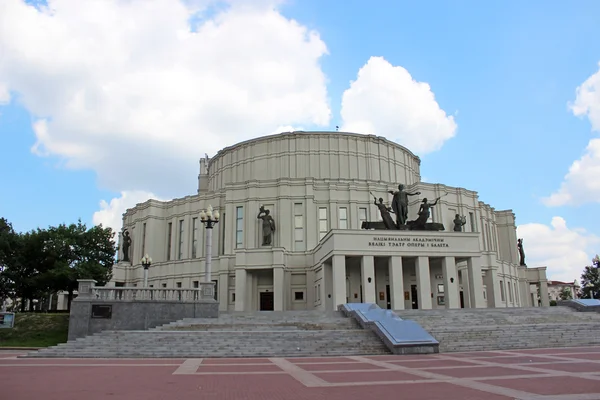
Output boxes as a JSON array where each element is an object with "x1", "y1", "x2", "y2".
[{"x1": 548, "y1": 280, "x2": 579, "y2": 301}]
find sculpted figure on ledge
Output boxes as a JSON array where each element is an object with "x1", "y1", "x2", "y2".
[
  {"x1": 518, "y1": 238, "x2": 526, "y2": 266},
  {"x1": 121, "y1": 229, "x2": 131, "y2": 263},
  {"x1": 389, "y1": 184, "x2": 421, "y2": 228},
  {"x1": 257, "y1": 205, "x2": 276, "y2": 246},
  {"x1": 453, "y1": 214, "x2": 467, "y2": 232},
  {"x1": 373, "y1": 195, "x2": 397, "y2": 230}
]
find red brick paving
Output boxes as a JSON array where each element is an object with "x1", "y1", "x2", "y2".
[
  {"x1": 3, "y1": 346, "x2": 600, "y2": 399},
  {"x1": 434, "y1": 365, "x2": 542, "y2": 379},
  {"x1": 480, "y1": 376, "x2": 600, "y2": 396},
  {"x1": 298, "y1": 362, "x2": 385, "y2": 371},
  {"x1": 390, "y1": 359, "x2": 480, "y2": 368},
  {"x1": 314, "y1": 370, "x2": 427, "y2": 383},
  {"x1": 527, "y1": 361, "x2": 600, "y2": 372}
]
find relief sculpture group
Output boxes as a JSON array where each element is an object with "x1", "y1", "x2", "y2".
[{"x1": 363, "y1": 184, "x2": 457, "y2": 232}]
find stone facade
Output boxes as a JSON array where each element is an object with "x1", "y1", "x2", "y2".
[{"x1": 110, "y1": 131, "x2": 549, "y2": 311}]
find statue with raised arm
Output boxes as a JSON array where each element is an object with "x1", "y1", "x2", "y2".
[
  {"x1": 374, "y1": 196, "x2": 396, "y2": 230},
  {"x1": 413, "y1": 197, "x2": 440, "y2": 229},
  {"x1": 389, "y1": 184, "x2": 421, "y2": 228},
  {"x1": 121, "y1": 229, "x2": 131, "y2": 262},
  {"x1": 517, "y1": 238, "x2": 526, "y2": 266},
  {"x1": 453, "y1": 214, "x2": 467, "y2": 232},
  {"x1": 257, "y1": 205, "x2": 276, "y2": 246}
]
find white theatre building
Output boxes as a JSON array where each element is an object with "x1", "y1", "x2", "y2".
[{"x1": 110, "y1": 131, "x2": 550, "y2": 312}]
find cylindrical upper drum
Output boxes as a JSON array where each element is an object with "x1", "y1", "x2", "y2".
[{"x1": 207, "y1": 131, "x2": 421, "y2": 190}]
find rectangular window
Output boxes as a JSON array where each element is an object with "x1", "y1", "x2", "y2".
[
  {"x1": 294, "y1": 203, "x2": 305, "y2": 251},
  {"x1": 162, "y1": 283, "x2": 167, "y2": 288},
  {"x1": 294, "y1": 291, "x2": 304, "y2": 301},
  {"x1": 499, "y1": 280, "x2": 505, "y2": 301},
  {"x1": 358, "y1": 207, "x2": 368, "y2": 227},
  {"x1": 318, "y1": 207, "x2": 328, "y2": 240},
  {"x1": 192, "y1": 217, "x2": 198, "y2": 258},
  {"x1": 178, "y1": 219, "x2": 184, "y2": 259},
  {"x1": 219, "y1": 212, "x2": 226, "y2": 255},
  {"x1": 141, "y1": 222, "x2": 147, "y2": 257},
  {"x1": 193, "y1": 281, "x2": 199, "y2": 288},
  {"x1": 236, "y1": 206, "x2": 244, "y2": 248},
  {"x1": 492, "y1": 225, "x2": 498, "y2": 252},
  {"x1": 508, "y1": 280, "x2": 514, "y2": 302},
  {"x1": 167, "y1": 222, "x2": 173, "y2": 260},
  {"x1": 338, "y1": 207, "x2": 348, "y2": 229},
  {"x1": 213, "y1": 279, "x2": 218, "y2": 301},
  {"x1": 176, "y1": 282, "x2": 182, "y2": 288},
  {"x1": 469, "y1": 212, "x2": 475, "y2": 232}
]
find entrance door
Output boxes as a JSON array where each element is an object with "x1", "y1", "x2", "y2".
[
  {"x1": 259, "y1": 292, "x2": 274, "y2": 311},
  {"x1": 460, "y1": 291, "x2": 465, "y2": 308},
  {"x1": 411, "y1": 285, "x2": 418, "y2": 309},
  {"x1": 386, "y1": 285, "x2": 391, "y2": 309}
]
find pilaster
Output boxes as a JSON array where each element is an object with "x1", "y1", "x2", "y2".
[
  {"x1": 388, "y1": 256, "x2": 404, "y2": 310},
  {"x1": 273, "y1": 267, "x2": 284, "y2": 311},
  {"x1": 467, "y1": 257, "x2": 485, "y2": 308},
  {"x1": 332, "y1": 255, "x2": 347, "y2": 310},
  {"x1": 415, "y1": 256, "x2": 432, "y2": 309},
  {"x1": 361, "y1": 255, "x2": 376, "y2": 304},
  {"x1": 442, "y1": 256, "x2": 460, "y2": 309},
  {"x1": 234, "y1": 268, "x2": 246, "y2": 311}
]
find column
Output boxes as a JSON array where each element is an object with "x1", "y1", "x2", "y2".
[
  {"x1": 467, "y1": 257, "x2": 485, "y2": 308},
  {"x1": 361, "y1": 255, "x2": 376, "y2": 304},
  {"x1": 483, "y1": 268, "x2": 503, "y2": 308},
  {"x1": 442, "y1": 256, "x2": 460, "y2": 309},
  {"x1": 388, "y1": 256, "x2": 404, "y2": 310},
  {"x1": 234, "y1": 268, "x2": 246, "y2": 311},
  {"x1": 415, "y1": 256, "x2": 432, "y2": 309},
  {"x1": 539, "y1": 280, "x2": 550, "y2": 307},
  {"x1": 331, "y1": 255, "x2": 347, "y2": 309},
  {"x1": 273, "y1": 267, "x2": 284, "y2": 311},
  {"x1": 218, "y1": 274, "x2": 229, "y2": 311}
]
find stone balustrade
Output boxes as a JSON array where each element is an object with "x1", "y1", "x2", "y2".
[{"x1": 77, "y1": 279, "x2": 216, "y2": 303}]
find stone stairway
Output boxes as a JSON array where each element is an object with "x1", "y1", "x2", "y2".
[
  {"x1": 395, "y1": 306, "x2": 600, "y2": 352},
  {"x1": 22, "y1": 310, "x2": 390, "y2": 358}
]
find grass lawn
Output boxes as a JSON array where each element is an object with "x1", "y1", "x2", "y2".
[{"x1": 0, "y1": 313, "x2": 69, "y2": 348}]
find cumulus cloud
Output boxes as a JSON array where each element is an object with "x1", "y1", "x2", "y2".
[
  {"x1": 0, "y1": 82, "x2": 9, "y2": 104},
  {"x1": 92, "y1": 190, "x2": 167, "y2": 235},
  {"x1": 340, "y1": 56, "x2": 457, "y2": 155},
  {"x1": 542, "y1": 139, "x2": 600, "y2": 206},
  {"x1": 0, "y1": 0, "x2": 331, "y2": 197},
  {"x1": 517, "y1": 217, "x2": 600, "y2": 283},
  {"x1": 544, "y1": 63, "x2": 600, "y2": 206},
  {"x1": 570, "y1": 62, "x2": 600, "y2": 132}
]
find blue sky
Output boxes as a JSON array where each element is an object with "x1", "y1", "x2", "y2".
[{"x1": 0, "y1": 0, "x2": 599, "y2": 282}]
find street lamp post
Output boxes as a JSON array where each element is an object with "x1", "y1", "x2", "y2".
[
  {"x1": 200, "y1": 205, "x2": 220, "y2": 283},
  {"x1": 141, "y1": 254, "x2": 152, "y2": 287}
]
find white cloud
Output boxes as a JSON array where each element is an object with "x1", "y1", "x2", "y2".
[
  {"x1": 517, "y1": 217, "x2": 600, "y2": 283},
  {"x1": 340, "y1": 56, "x2": 457, "y2": 155},
  {"x1": 92, "y1": 190, "x2": 167, "y2": 235},
  {"x1": 0, "y1": 0, "x2": 331, "y2": 197},
  {"x1": 544, "y1": 63, "x2": 600, "y2": 206},
  {"x1": 570, "y1": 62, "x2": 600, "y2": 132},
  {"x1": 542, "y1": 139, "x2": 600, "y2": 206},
  {"x1": 0, "y1": 82, "x2": 9, "y2": 104}
]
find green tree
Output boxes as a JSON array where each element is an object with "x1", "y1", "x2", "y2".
[
  {"x1": 44, "y1": 220, "x2": 116, "y2": 310},
  {"x1": 1, "y1": 226, "x2": 54, "y2": 311},
  {"x1": 580, "y1": 265, "x2": 600, "y2": 299},
  {"x1": 559, "y1": 287, "x2": 573, "y2": 300}
]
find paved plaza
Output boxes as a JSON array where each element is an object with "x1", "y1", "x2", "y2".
[{"x1": 2, "y1": 347, "x2": 600, "y2": 399}]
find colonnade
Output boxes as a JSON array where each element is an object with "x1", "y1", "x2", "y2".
[{"x1": 325, "y1": 254, "x2": 488, "y2": 311}]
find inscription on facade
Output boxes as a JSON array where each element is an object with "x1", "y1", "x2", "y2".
[{"x1": 368, "y1": 236, "x2": 450, "y2": 248}]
